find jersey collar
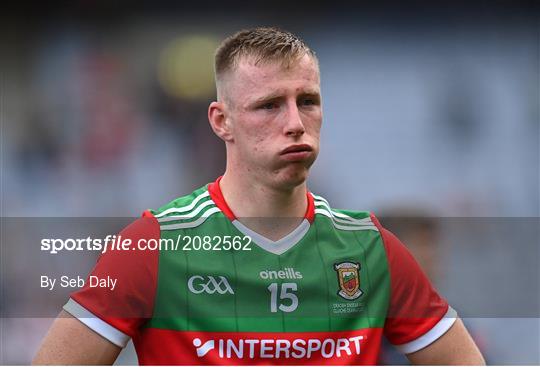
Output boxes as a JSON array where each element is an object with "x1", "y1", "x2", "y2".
[{"x1": 207, "y1": 176, "x2": 315, "y2": 223}]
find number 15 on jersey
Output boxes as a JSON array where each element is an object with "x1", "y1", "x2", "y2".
[{"x1": 268, "y1": 283, "x2": 298, "y2": 313}]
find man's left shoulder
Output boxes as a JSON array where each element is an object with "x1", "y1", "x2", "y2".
[{"x1": 311, "y1": 192, "x2": 378, "y2": 229}]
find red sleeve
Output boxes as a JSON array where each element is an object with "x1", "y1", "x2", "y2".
[
  {"x1": 371, "y1": 214, "x2": 455, "y2": 350},
  {"x1": 65, "y1": 211, "x2": 160, "y2": 343}
]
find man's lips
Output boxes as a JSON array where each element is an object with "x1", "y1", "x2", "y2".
[
  {"x1": 280, "y1": 144, "x2": 314, "y2": 161},
  {"x1": 280, "y1": 144, "x2": 313, "y2": 155}
]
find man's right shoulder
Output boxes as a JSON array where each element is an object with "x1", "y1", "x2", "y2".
[{"x1": 147, "y1": 183, "x2": 211, "y2": 218}]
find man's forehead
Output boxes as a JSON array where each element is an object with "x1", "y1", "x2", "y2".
[
  {"x1": 217, "y1": 54, "x2": 320, "y2": 106},
  {"x1": 233, "y1": 54, "x2": 320, "y2": 83}
]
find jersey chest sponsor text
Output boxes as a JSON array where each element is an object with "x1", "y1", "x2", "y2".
[
  {"x1": 193, "y1": 333, "x2": 365, "y2": 360},
  {"x1": 136, "y1": 329, "x2": 383, "y2": 365}
]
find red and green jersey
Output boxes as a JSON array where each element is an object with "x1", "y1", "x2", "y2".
[{"x1": 65, "y1": 177, "x2": 456, "y2": 365}]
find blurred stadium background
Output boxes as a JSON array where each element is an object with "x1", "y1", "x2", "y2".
[{"x1": 1, "y1": 1, "x2": 538, "y2": 364}]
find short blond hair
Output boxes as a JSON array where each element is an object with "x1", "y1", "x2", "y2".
[{"x1": 215, "y1": 27, "x2": 317, "y2": 83}]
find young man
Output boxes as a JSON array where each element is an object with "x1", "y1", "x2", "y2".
[{"x1": 34, "y1": 27, "x2": 485, "y2": 365}]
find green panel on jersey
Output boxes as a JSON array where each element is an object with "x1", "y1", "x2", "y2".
[
  {"x1": 147, "y1": 187, "x2": 391, "y2": 333},
  {"x1": 310, "y1": 214, "x2": 389, "y2": 330}
]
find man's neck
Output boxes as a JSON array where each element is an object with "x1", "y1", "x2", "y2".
[{"x1": 219, "y1": 172, "x2": 308, "y2": 241}]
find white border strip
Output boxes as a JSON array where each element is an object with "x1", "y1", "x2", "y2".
[
  {"x1": 312, "y1": 196, "x2": 374, "y2": 225},
  {"x1": 158, "y1": 200, "x2": 215, "y2": 223},
  {"x1": 315, "y1": 209, "x2": 379, "y2": 231},
  {"x1": 63, "y1": 298, "x2": 130, "y2": 348},
  {"x1": 232, "y1": 219, "x2": 310, "y2": 255},
  {"x1": 314, "y1": 205, "x2": 374, "y2": 226},
  {"x1": 394, "y1": 306, "x2": 458, "y2": 354},
  {"x1": 154, "y1": 191, "x2": 210, "y2": 218},
  {"x1": 160, "y1": 207, "x2": 222, "y2": 230}
]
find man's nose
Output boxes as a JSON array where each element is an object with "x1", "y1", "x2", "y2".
[{"x1": 284, "y1": 102, "x2": 305, "y2": 136}]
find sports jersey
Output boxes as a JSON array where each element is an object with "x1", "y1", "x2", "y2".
[{"x1": 64, "y1": 177, "x2": 456, "y2": 365}]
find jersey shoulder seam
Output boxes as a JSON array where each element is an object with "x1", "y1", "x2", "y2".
[
  {"x1": 149, "y1": 184, "x2": 222, "y2": 230},
  {"x1": 312, "y1": 193, "x2": 378, "y2": 232}
]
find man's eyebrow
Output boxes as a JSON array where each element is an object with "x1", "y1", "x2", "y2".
[
  {"x1": 250, "y1": 90, "x2": 321, "y2": 105},
  {"x1": 300, "y1": 91, "x2": 321, "y2": 98},
  {"x1": 250, "y1": 92, "x2": 284, "y2": 105}
]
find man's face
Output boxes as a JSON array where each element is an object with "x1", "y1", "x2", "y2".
[{"x1": 223, "y1": 54, "x2": 322, "y2": 190}]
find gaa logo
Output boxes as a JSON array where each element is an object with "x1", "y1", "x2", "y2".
[{"x1": 187, "y1": 275, "x2": 235, "y2": 295}]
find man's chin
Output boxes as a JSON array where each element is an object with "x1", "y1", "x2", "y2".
[{"x1": 272, "y1": 165, "x2": 310, "y2": 190}]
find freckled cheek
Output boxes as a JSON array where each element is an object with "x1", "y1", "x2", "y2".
[
  {"x1": 249, "y1": 121, "x2": 274, "y2": 143},
  {"x1": 306, "y1": 118, "x2": 322, "y2": 136},
  {"x1": 242, "y1": 130, "x2": 271, "y2": 154},
  {"x1": 303, "y1": 110, "x2": 322, "y2": 128},
  {"x1": 236, "y1": 117, "x2": 270, "y2": 146},
  {"x1": 253, "y1": 135, "x2": 271, "y2": 154}
]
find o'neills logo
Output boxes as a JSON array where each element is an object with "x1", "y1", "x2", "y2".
[
  {"x1": 192, "y1": 335, "x2": 364, "y2": 359},
  {"x1": 259, "y1": 267, "x2": 303, "y2": 280}
]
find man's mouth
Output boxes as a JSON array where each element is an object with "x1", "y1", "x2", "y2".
[
  {"x1": 280, "y1": 144, "x2": 313, "y2": 161},
  {"x1": 281, "y1": 144, "x2": 313, "y2": 154}
]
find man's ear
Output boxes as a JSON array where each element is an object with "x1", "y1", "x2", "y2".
[{"x1": 208, "y1": 101, "x2": 233, "y2": 142}]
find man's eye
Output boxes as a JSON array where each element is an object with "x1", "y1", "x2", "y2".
[
  {"x1": 301, "y1": 99, "x2": 316, "y2": 106},
  {"x1": 260, "y1": 102, "x2": 277, "y2": 110}
]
